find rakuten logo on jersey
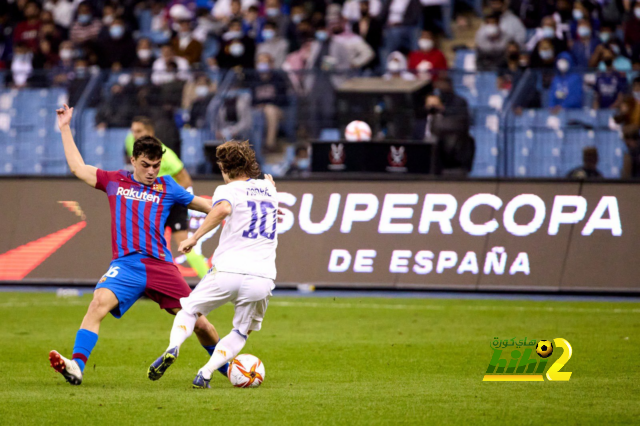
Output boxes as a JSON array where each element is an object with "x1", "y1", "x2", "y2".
[
  {"x1": 276, "y1": 193, "x2": 622, "y2": 237},
  {"x1": 116, "y1": 187, "x2": 161, "y2": 203}
]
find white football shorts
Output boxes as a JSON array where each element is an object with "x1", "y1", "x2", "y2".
[{"x1": 180, "y1": 270, "x2": 275, "y2": 335}]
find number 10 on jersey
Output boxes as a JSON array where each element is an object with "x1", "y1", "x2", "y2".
[{"x1": 243, "y1": 201, "x2": 276, "y2": 240}]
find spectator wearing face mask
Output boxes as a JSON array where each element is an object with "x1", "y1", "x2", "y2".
[
  {"x1": 13, "y1": 1, "x2": 41, "y2": 52},
  {"x1": 526, "y1": 16, "x2": 568, "y2": 63},
  {"x1": 10, "y1": 42, "x2": 34, "y2": 87},
  {"x1": 98, "y1": 18, "x2": 136, "y2": 69},
  {"x1": 242, "y1": 5, "x2": 263, "y2": 40},
  {"x1": 152, "y1": 45, "x2": 190, "y2": 85},
  {"x1": 408, "y1": 30, "x2": 447, "y2": 76},
  {"x1": 570, "y1": 2, "x2": 600, "y2": 38},
  {"x1": 69, "y1": 2, "x2": 103, "y2": 45},
  {"x1": 251, "y1": 53, "x2": 290, "y2": 153},
  {"x1": 529, "y1": 37, "x2": 557, "y2": 69},
  {"x1": 592, "y1": 36, "x2": 632, "y2": 72},
  {"x1": 570, "y1": 19, "x2": 598, "y2": 68},
  {"x1": 134, "y1": 38, "x2": 155, "y2": 69},
  {"x1": 217, "y1": 19, "x2": 255, "y2": 69},
  {"x1": 263, "y1": 0, "x2": 289, "y2": 37},
  {"x1": 170, "y1": 19, "x2": 203, "y2": 65},
  {"x1": 256, "y1": 20, "x2": 289, "y2": 68},
  {"x1": 383, "y1": 51, "x2": 415, "y2": 80},
  {"x1": 212, "y1": 0, "x2": 257, "y2": 22},
  {"x1": 182, "y1": 74, "x2": 216, "y2": 128},
  {"x1": 549, "y1": 52, "x2": 583, "y2": 112},
  {"x1": 476, "y1": 14, "x2": 512, "y2": 71},
  {"x1": 286, "y1": 144, "x2": 311, "y2": 176},
  {"x1": 330, "y1": 16, "x2": 375, "y2": 70},
  {"x1": 593, "y1": 48, "x2": 628, "y2": 110}
]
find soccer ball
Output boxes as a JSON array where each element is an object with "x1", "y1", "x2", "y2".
[
  {"x1": 227, "y1": 354, "x2": 265, "y2": 388},
  {"x1": 345, "y1": 120, "x2": 372, "y2": 141},
  {"x1": 536, "y1": 340, "x2": 554, "y2": 358}
]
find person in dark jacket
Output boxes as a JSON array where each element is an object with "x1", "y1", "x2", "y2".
[
  {"x1": 98, "y1": 18, "x2": 136, "y2": 69},
  {"x1": 549, "y1": 51, "x2": 583, "y2": 111},
  {"x1": 567, "y1": 146, "x2": 603, "y2": 179}
]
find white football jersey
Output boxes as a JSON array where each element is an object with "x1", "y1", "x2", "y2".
[{"x1": 210, "y1": 179, "x2": 278, "y2": 280}]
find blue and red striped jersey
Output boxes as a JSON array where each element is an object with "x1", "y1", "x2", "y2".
[{"x1": 95, "y1": 170, "x2": 194, "y2": 263}]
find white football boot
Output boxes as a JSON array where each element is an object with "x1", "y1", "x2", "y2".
[{"x1": 49, "y1": 350, "x2": 83, "y2": 385}]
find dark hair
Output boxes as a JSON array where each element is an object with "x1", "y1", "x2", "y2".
[
  {"x1": 132, "y1": 136, "x2": 165, "y2": 160},
  {"x1": 633, "y1": 76, "x2": 640, "y2": 86},
  {"x1": 132, "y1": 116, "x2": 154, "y2": 131},
  {"x1": 216, "y1": 140, "x2": 261, "y2": 179}
]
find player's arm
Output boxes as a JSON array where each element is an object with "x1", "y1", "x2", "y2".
[
  {"x1": 57, "y1": 104, "x2": 97, "y2": 187},
  {"x1": 173, "y1": 167, "x2": 193, "y2": 189},
  {"x1": 179, "y1": 201, "x2": 231, "y2": 254},
  {"x1": 187, "y1": 196, "x2": 213, "y2": 214}
]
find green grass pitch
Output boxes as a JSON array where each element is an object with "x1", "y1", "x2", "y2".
[{"x1": 0, "y1": 292, "x2": 639, "y2": 424}]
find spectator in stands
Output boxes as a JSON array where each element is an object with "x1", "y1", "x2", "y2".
[
  {"x1": 475, "y1": 13, "x2": 511, "y2": 71},
  {"x1": 570, "y1": 19, "x2": 598, "y2": 68},
  {"x1": 286, "y1": 4, "x2": 308, "y2": 49},
  {"x1": 98, "y1": 18, "x2": 136, "y2": 70},
  {"x1": 384, "y1": 51, "x2": 415, "y2": 80},
  {"x1": 509, "y1": 0, "x2": 549, "y2": 30},
  {"x1": 69, "y1": 2, "x2": 102, "y2": 46},
  {"x1": 408, "y1": 30, "x2": 447, "y2": 78},
  {"x1": 330, "y1": 16, "x2": 375, "y2": 70},
  {"x1": 488, "y1": 0, "x2": 526, "y2": 47},
  {"x1": 242, "y1": 5, "x2": 263, "y2": 40},
  {"x1": 213, "y1": 0, "x2": 245, "y2": 24},
  {"x1": 592, "y1": 43, "x2": 632, "y2": 72},
  {"x1": 9, "y1": 42, "x2": 33, "y2": 87},
  {"x1": 263, "y1": 0, "x2": 289, "y2": 37},
  {"x1": 33, "y1": 38, "x2": 58, "y2": 70},
  {"x1": 101, "y1": 4, "x2": 116, "y2": 27},
  {"x1": 43, "y1": 0, "x2": 77, "y2": 30},
  {"x1": 379, "y1": 0, "x2": 420, "y2": 59},
  {"x1": 497, "y1": 41, "x2": 523, "y2": 91},
  {"x1": 527, "y1": 16, "x2": 568, "y2": 64},
  {"x1": 183, "y1": 74, "x2": 216, "y2": 128},
  {"x1": 624, "y1": 2, "x2": 640, "y2": 48},
  {"x1": 551, "y1": 0, "x2": 574, "y2": 42},
  {"x1": 134, "y1": 38, "x2": 155, "y2": 69},
  {"x1": 285, "y1": 144, "x2": 311, "y2": 176},
  {"x1": 529, "y1": 38, "x2": 557, "y2": 69},
  {"x1": 251, "y1": 53, "x2": 290, "y2": 153},
  {"x1": 614, "y1": 92, "x2": 640, "y2": 128},
  {"x1": 95, "y1": 83, "x2": 135, "y2": 128},
  {"x1": 593, "y1": 49, "x2": 627, "y2": 110},
  {"x1": 571, "y1": 2, "x2": 600, "y2": 36},
  {"x1": 56, "y1": 40, "x2": 74, "y2": 69},
  {"x1": 171, "y1": 18, "x2": 203, "y2": 65},
  {"x1": 419, "y1": 93, "x2": 474, "y2": 176},
  {"x1": 256, "y1": 20, "x2": 289, "y2": 68},
  {"x1": 147, "y1": 1, "x2": 171, "y2": 44},
  {"x1": 217, "y1": 18, "x2": 255, "y2": 69},
  {"x1": 13, "y1": 1, "x2": 41, "y2": 52},
  {"x1": 567, "y1": 147, "x2": 603, "y2": 179},
  {"x1": 39, "y1": 12, "x2": 64, "y2": 50},
  {"x1": 549, "y1": 52, "x2": 583, "y2": 112},
  {"x1": 152, "y1": 45, "x2": 190, "y2": 84},
  {"x1": 216, "y1": 85, "x2": 253, "y2": 142},
  {"x1": 350, "y1": 0, "x2": 384, "y2": 70}
]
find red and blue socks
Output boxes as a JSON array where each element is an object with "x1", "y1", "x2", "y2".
[{"x1": 72, "y1": 329, "x2": 98, "y2": 372}]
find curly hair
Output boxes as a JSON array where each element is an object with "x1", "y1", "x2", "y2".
[
  {"x1": 216, "y1": 140, "x2": 261, "y2": 179},
  {"x1": 132, "y1": 136, "x2": 165, "y2": 160}
]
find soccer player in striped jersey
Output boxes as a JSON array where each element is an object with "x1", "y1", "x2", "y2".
[{"x1": 48, "y1": 105, "x2": 233, "y2": 385}]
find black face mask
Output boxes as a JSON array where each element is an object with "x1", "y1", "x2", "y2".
[
  {"x1": 427, "y1": 106, "x2": 441, "y2": 115},
  {"x1": 508, "y1": 52, "x2": 519, "y2": 61},
  {"x1": 604, "y1": 58, "x2": 614, "y2": 67}
]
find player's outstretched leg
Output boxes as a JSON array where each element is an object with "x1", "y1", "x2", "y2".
[
  {"x1": 49, "y1": 288, "x2": 115, "y2": 385},
  {"x1": 193, "y1": 329, "x2": 247, "y2": 389},
  {"x1": 148, "y1": 310, "x2": 197, "y2": 380}
]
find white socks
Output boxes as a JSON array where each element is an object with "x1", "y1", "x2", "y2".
[
  {"x1": 168, "y1": 310, "x2": 198, "y2": 351},
  {"x1": 200, "y1": 330, "x2": 247, "y2": 379}
]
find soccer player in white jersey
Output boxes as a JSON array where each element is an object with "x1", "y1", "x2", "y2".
[{"x1": 147, "y1": 140, "x2": 279, "y2": 388}]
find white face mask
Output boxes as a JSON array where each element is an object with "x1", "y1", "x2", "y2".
[
  {"x1": 195, "y1": 85, "x2": 209, "y2": 97},
  {"x1": 542, "y1": 26, "x2": 555, "y2": 39},
  {"x1": 138, "y1": 49, "x2": 152, "y2": 60},
  {"x1": 557, "y1": 58, "x2": 570, "y2": 73},
  {"x1": 485, "y1": 24, "x2": 499, "y2": 37},
  {"x1": 60, "y1": 49, "x2": 73, "y2": 60},
  {"x1": 418, "y1": 38, "x2": 434, "y2": 51},
  {"x1": 387, "y1": 61, "x2": 401, "y2": 73},
  {"x1": 635, "y1": 8, "x2": 640, "y2": 19},
  {"x1": 229, "y1": 42, "x2": 245, "y2": 57}
]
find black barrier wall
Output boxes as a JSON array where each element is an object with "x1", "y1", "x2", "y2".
[{"x1": 0, "y1": 179, "x2": 636, "y2": 292}]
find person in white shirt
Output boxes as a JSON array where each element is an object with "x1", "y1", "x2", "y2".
[
  {"x1": 148, "y1": 141, "x2": 279, "y2": 389},
  {"x1": 152, "y1": 45, "x2": 191, "y2": 85}
]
